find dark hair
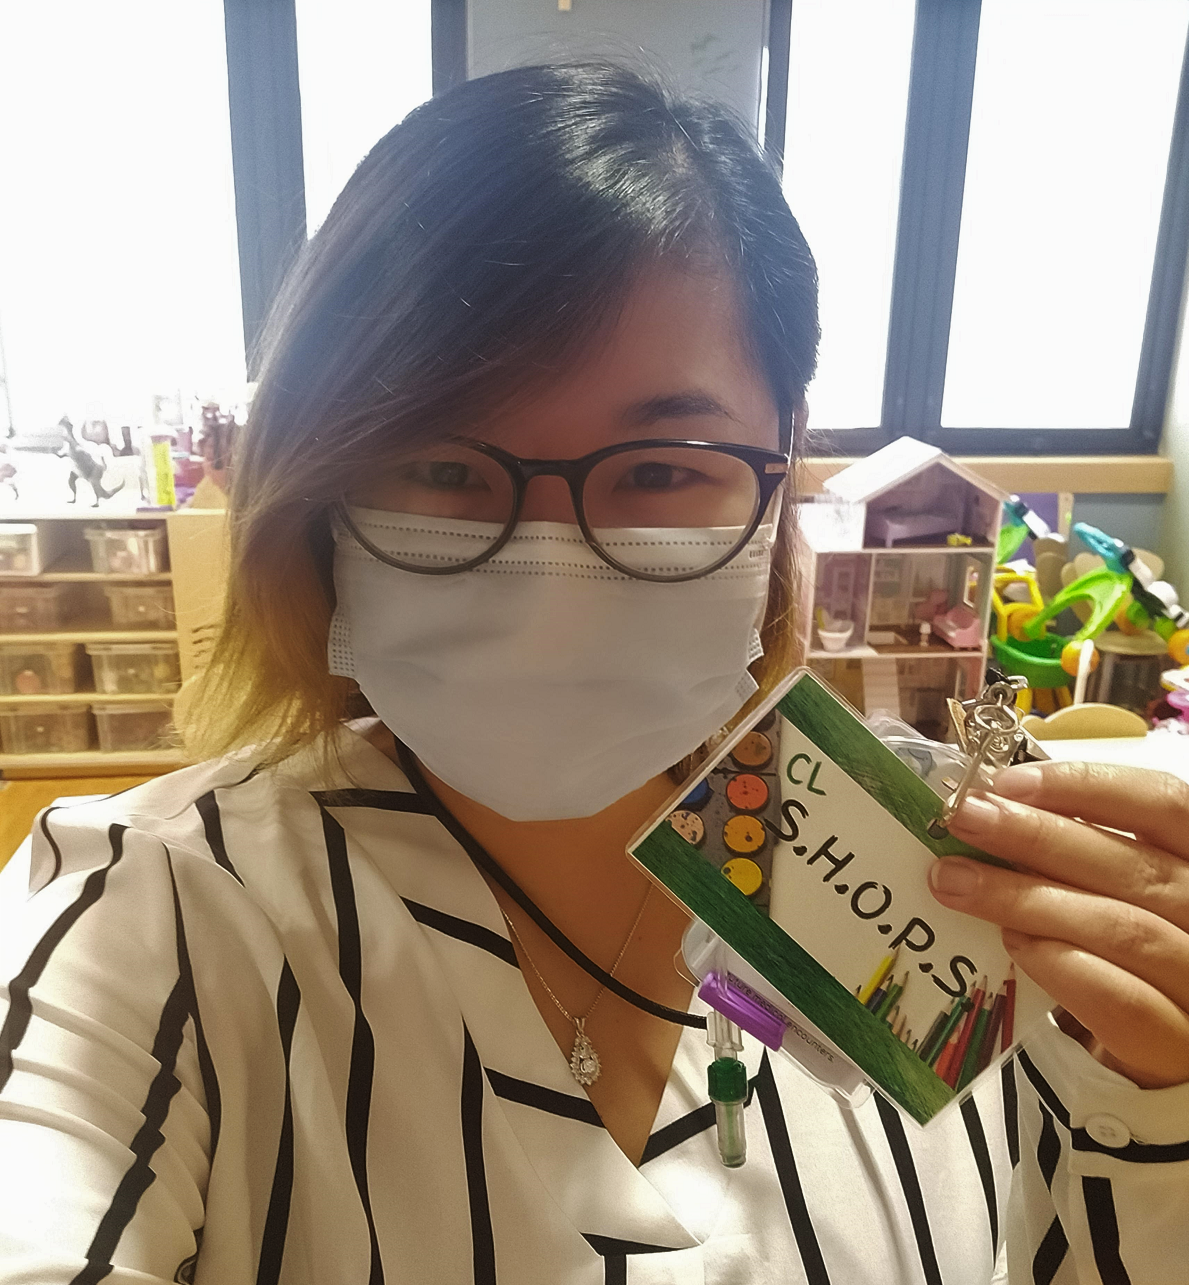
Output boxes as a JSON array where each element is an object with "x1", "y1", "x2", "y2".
[{"x1": 187, "y1": 62, "x2": 820, "y2": 761}]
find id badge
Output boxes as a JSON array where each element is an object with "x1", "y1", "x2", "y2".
[{"x1": 628, "y1": 667, "x2": 1052, "y2": 1126}]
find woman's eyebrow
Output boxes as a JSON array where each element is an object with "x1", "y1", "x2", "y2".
[{"x1": 620, "y1": 391, "x2": 736, "y2": 427}]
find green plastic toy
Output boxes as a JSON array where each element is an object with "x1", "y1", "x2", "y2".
[
  {"x1": 997, "y1": 496, "x2": 1052, "y2": 564},
  {"x1": 988, "y1": 634, "x2": 1070, "y2": 691},
  {"x1": 990, "y1": 523, "x2": 1130, "y2": 693},
  {"x1": 992, "y1": 521, "x2": 1189, "y2": 700},
  {"x1": 1019, "y1": 564, "x2": 1131, "y2": 644}
]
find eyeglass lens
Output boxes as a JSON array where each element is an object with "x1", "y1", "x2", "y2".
[{"x1": 349, "y1": 441, "x2": 764, "y2": 577}]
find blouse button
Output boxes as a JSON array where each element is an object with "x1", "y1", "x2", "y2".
[{"x1": 1084, "y1": 1114, "x2": 1131, "y2": 1149}]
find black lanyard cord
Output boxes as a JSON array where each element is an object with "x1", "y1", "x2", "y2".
[{"x1": 394, "y1": 739, "x2": 707, "y2": 1030}]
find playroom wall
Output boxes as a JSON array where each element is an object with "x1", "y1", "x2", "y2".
[{"x1": 467, "y1": 0, "x2": 768, "y2": 128}]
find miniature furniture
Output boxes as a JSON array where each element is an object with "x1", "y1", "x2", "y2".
[{"x1": 795, "y1": 437, "x2": 1007, "y2": 741}]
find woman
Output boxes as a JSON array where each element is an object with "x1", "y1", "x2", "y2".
[{"x1": 2, "y1": 64, "x2": 1188, "y2": 1284}]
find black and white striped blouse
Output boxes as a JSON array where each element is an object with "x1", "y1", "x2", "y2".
[{"x1": 2, "y1": 728, "x2": 1187, "y2": 1284}]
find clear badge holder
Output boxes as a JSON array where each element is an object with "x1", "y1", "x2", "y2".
[
  {"x1": 678, "y1": 703, "x2": 1012, "y2": 1111},
  {"x1": 629, "y1": 668, "x2": 1048, "y2": 1130},
  {"x1": 683, "y1": 915, "x2": 873, "y2": 1108}
]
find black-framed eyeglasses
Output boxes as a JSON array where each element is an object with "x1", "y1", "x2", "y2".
[{"x1": 336, "y1": 437, "x2": 790, "y2": 583}]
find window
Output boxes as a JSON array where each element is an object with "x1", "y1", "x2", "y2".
[
  {"x1": 782, "y1": 0, "x2": 916, "y2": 431},
  {"x1": 0, "y1": 1, "x2": 245, "y2": 433},
  {"x1": 943, "y1": 0, "x2": 1188, "y2": 430},
  {"x1": 295, "y1": 0, "x2": 434, "y2": 235},
  {"x1": 770, "y1": 0, "x2": 1189, "y2": 452}
]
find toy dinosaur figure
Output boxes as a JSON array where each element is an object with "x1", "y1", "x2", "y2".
[{"x1": 58, "y1": 415, "x2": 124, "y2": 506}]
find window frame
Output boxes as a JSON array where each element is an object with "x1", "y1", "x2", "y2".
[
  {"x1": 222, "y1": 0, "x2": 460, "y2": 371},
  {"x1": 764, "y1": 0, "x2": 1189, "y2": 456},
  {"x1": 223, "y1": 0, "x2": 307, "y2": 374}
]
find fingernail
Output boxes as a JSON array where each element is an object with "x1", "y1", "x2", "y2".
[
  {"x1": 929, "y1": 858, "x2": 982, "y2": 898},
  {"x1": 994, "y1": 764, "x2": 1043, "y2": 801},
  {"x1": 949, "y1": 792, "x2": 1000, "y2": 835}
]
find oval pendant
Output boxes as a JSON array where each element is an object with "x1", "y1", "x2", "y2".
[{"x1": 570, "y1": 1021, "x2": 601, "y2": 1086}]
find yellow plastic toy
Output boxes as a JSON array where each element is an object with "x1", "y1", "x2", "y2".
[
  {"x1": 1170, "y1": 629, "x2": 1189, "y2": 668},
  {"x1": 992, "y1": 567, "x2": 1043, "y2": 642},
  {"x1": 1060, "y1": 640, "x2": 1100, "y2": 677}
]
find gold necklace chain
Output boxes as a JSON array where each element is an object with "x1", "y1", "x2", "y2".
[{"x1": 502, "y1": 882, "x2": 653, "y2": 1086}]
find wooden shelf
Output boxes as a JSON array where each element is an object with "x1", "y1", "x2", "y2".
[
  {"x1": 0, "y1": 748, "x2": 187, "y2": 776},
  {"x1": 808, "y1": 644, "x2": 878, "y2": 660},
  {"x1": 809, "y1": 645, "x2": 985, "y2": 660},
  {"x1": 0, "y1": 552, "x2": 171, "y2": 583},
  {"x1": 0, "y1": 503, "x2": 168, "y2": 522},
  {"x1": 0, "y1": 626, "x2": 178, "y2": 645},
  {"x1": 868, "y1": 542, "x2": 994, "y2": 555},
  {"x1": 0, "y1": 690, "x2": 176, "y2": 706},
  {"x1": 871, "y1": 641, "x2": 985, "y2": 658},
  {"x1": 0, "y1": 512, "x2": 215, "y2": 781}
]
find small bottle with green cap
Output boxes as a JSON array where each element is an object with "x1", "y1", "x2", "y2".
[{"x1": 706, "y1": 1008, "x2": 747, "y2": 1168}]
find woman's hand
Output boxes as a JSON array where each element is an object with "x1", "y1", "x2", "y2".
[{"x1": 928, "y1": 760, "x2": 1189, "y2": 1089}]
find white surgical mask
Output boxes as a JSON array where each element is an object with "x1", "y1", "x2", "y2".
[{"x1": 329, "y1": 507, "x2": 776, "y2": 820}]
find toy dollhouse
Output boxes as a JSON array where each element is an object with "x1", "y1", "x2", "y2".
[{"x1": 795, "y1": 437, "x2": 1007, "y2": 741}]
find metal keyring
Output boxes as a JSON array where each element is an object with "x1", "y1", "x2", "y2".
[{"x1": 927, "y1": 678, "x2": 1028, "y2": 838}]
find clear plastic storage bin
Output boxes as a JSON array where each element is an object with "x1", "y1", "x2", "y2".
[
  {"x1": 83, "y1": 525, "x2": 168, "y2": 574},
  {"x1": 0, "y1": 523, "x2": 63, "y2": 575},
  {"x1": 0, "y1": 641, "x2": 83, "y2": 695},
  {"x1": 93, "y1": 702, "x2": 173, "y2": 752},
  {"x1": 0, "y1": 583, "x2": 74, "y2": 632},
  {"x1": 102, "y1": 583, "x2": 175, "y2": 629},
  {"x1": 0, "y1": 703, "x2": 92, "y2": 754},
  {"x1": 86, "y1": 641, "x2": 181, "y2": 694}
]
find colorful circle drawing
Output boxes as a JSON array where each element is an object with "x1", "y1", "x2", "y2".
[
  {"x1": 721, "y1": 856, "x2": 764, "y2": 896},
  {"x1": 725, "y1": 772, "x2": 769, "y2": 812},
  {"x1": 722, "y1": 813, "x2": 766, "y2": 855},
  {"x1": 667, "y1": 809, "x2": 706, "y2": 847},
  {"x1": 730, "y1": 730, "x2": 773, "y2": 770}
]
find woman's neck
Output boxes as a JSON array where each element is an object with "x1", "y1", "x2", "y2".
[{"x1": 364, "y1": 719, "x2": 698, "y2": 1163}]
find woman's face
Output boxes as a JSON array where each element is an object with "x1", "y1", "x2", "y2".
[{"x1": 355, "y1": 264, "x2": 782, "y2": 523}]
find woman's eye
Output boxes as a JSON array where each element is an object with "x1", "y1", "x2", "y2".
[
  {"x1": 405, "y1": 460, "x2": 483, "y2": 490},
  {"x1": 428, "y1": 461, "x2": 470, "y2": 488},
  {"x1": 618, "y1": 461, "x2": 695, "y2": 491}
]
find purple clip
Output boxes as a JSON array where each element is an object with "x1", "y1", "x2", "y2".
[{"x1": 699, "y1": 970, "x2": 790, "y2": 1050}]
